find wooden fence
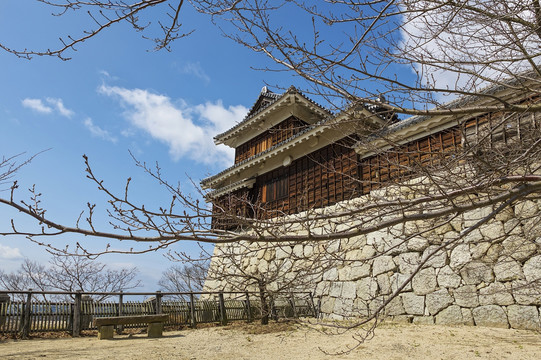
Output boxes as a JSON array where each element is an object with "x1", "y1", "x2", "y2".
[{"x1": 0, "y1": 290, "x2": 316, "y2": 338}]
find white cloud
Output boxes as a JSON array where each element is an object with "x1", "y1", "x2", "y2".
[
  {"x1": 400, "y1": 1, "x2": 538, "y2": 101},
  {"x1": 0, "y1": 245, "x2": 22, "y2": 260},
  {"x1": 21, "y1": 98, "x2": 53, "y2": 114},
  {"x1": 99, "y1": 85, "x2": 247, "y2": 166},
  {"x1": 22, "y1": 97, "x2": 74, "y2": 118},
  {"x1": 83, "y1": 117, "x2": 118, "y2": 143},
  {"x1": 46, "y1": 98, "x2": 74, "y2": 118},
  {"x1": 178, "y1": 62, "x2": 210, "y2": 83}
]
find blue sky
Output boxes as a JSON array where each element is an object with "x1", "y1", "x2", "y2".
[{"x1": 0, "y1": 2, "x2": 311, "y2": 290}]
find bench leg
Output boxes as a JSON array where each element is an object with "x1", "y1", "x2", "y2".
[
  {"x1": 147, "y1": 322, "x2": 164, "y2": 338},
  {"x1": 97, "y1": 325, "x2": 115, "y2": 340}
]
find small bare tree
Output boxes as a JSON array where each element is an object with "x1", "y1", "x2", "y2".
[
  {"x1": 0, "y1": 254, "x2": 141, "y2": 301},
  {"x1": 158, "y1": 263, "x2": 207, "y2": 299}
]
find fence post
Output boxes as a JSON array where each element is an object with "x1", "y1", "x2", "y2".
[
  {"x1": 245, "y1": 292, "x2": 252, "y2": 323},
  {"x1": 72, "y1": 290, "x2": 82, "y2": 337},
  {"x1": 117, "y1": 291, "x2": 124, "y2": 335},
  {"x1": 20, "y1": 290, "x2": 32, "y2": 339},
  {"x1": 189, "y1": 293, "x2": 197, "y2": 328},
  {"x1": 155, "y1": 291, "x2": 162, "y2": 314},
  {"x1": 270, "y1": 296, "x2": 278, "y2": 321},
  {"x1": 218, "y1": 292, "x2": 228, "y2": 326},
  {"x1": 289, "y1": 293, "x2": 298, "y2": 318}
]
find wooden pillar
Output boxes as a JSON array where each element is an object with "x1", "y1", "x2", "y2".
[
  {"x1": 116, "y1": 291, "x2": 124, "y2": 335},
  {"x1": 155, "y1": 291, "x2": 162, "y2": 314},
  {"x1": 21, "y1": 290, "x2": 32, "y2": 339},
  {"x1": 72, "y1": 290, "x2": 82, "y2": 337},
  {"x1": 189, "y1": 293, "x2": 197, "y2": 328},
  {"x1": 218, "y1": 292, "x2": 227, "y2": 326}
]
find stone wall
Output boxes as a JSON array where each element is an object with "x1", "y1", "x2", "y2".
[{"x1": 204, "y1": 195, "x2": 541, "y2": 330}]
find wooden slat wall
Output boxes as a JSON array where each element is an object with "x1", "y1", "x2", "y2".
[{"x1": 234, "y1": 117, "x2": 308, "y2": 163}]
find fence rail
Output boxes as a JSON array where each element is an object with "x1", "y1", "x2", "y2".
[{"x1": 0, "y1": 290, "x2": 316, "y2": 338}]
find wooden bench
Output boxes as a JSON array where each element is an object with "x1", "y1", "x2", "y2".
[{"x1": 93, "y1": 314, "x2": 169, "y2": 340}]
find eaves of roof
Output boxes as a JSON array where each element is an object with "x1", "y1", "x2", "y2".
[{"x1": 213, "y1": 86, "x2": 331, "y2": 144}]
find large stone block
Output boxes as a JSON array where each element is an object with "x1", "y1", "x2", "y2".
[
  {"x1": 472, "y1": 305, "x2": 509, "y2": 328},
  {"x1": 523, "y1": 255, "x2": 541, "y2": 283},
  {"x1": 478, "y1": 282, "x2": 514, "y2": 306},
  {"x1": 341, "y1": 281, "x2": 357, "y2": 299},
  {"x1": 450, "y1": 244, "x2": 472, "y2": 270},
  {"x1": 437, "y1": 265, "x2": 462, "y2": 288},
  {"x1": 452, "y1": 285, "x2": 479, "y2": 308},
  {"x1": 406, "y1": 237, "x2": 429, "y2": 252},
  {"x1": 412, "y1": 268, "x2": 437, "y2": 295},
  {"x1": 511, "y1": 280, "x2": 541, "y2": 305},
  {"x1": 494, "y1": 257, "x2": 524, "y2": 282},
  {"x1": 435, "y1": 305, "x2": 464, "y2": 325},
  {"x1": 329, "y1": 282, "x2": 344, "y2": 298},
  {"x1": 401, "y1": 292, "x2": 425, "y2": 315},
  {"x1": 460, "y1": 261, "x2": 494, "y2": 285},
  {"x1": 356, "y1": 277, "x2": 378, "y2": 301},
  {"x1": 464, "y1": 207, "x2": 493, "y2": 228},
  {"x1": 377, "y1": 273, "x2": 391, "y2": 295},
  {"x1": 372, "y1": 255, "x2": 396, "y2": 276},
  {"x1": 507, "y1": 305, "x2": 541, "y2": 330},
  {"x1": 425, "y1": 289, "x2": 453, "y2": 315},
  {"x1": 422, "y1": 245, "x2": 448, "y2": 268},
  {"x1": 502, "y1": 236, "x2": 538, "y2": 262},
  {"x1": 514, "y1": 200, "x2": 539, "y2": 219},
  {"x1": 397, "y1": 252, "x2": 421, "y2": 274},
  {"x1": 390, "y1": 273, "x2": 412, "y2": 293}
]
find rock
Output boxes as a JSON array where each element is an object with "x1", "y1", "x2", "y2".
[
  {"x1": 435, "y1": 305, "x2": 464, "y2": 325},
  {"x1": 341, "y1": 281, "x2": 357, "y2": 299},
  {"x1": 450, "y1": 244, "x2": 472, "y2": 270},
  {"x1": 275, "y1": 247, "x2": 292, "y2": 260},
  {"x1": 372, "y1": 255, "x2": 396, "y2": 276},
  {"x1": 464, "y1": 207, "x2": 493, "y2": 228},
  {"x1": 338, "y1": 266, "x2": 352, "y2": 281},
  {"x1": 390, "y1": 273, "x2": 412, "y2": 293},
  {"x1": 523, "y1": 255, "x2": 541, "y2": 283},
  {"x1": 463, "y1": 228, "x2": 484, "y2": 244},
  {"x1": 407, "y1": 237, "x2": 429, "y2": 252},
  {"x1": 422, "y1": 245, "x2": 448, "y2": 268},
  {"x1": 479, "y1": 222, "x2": 505, "y2": 242},
  {"x1": 329, "y1": 282, "x2": 343, "y2": 298},
  {"x1": 360, "y1": 245, "x2": 377, "y2": 260},
  {"x1": 349, "y1": 263, "x2": 371, "y2": 280},
  {"x1": 503, "y1": 218, "x2": 524, "y2": 236},
  {"x1": 426, "y1": 289, "x2": 453, "y2": 315},
  {"x1": 293, "y1": 244, "x2": 304, "y2": 257},
  {"x1": 511, "y1": 280, "x2": 541, "y2": 305},
  {"x1": 507, "y1": 305, "x2": 541, "y2": 330},
  {"x1": 502, "y1": 236, "x2": 538, "y2": 262},
  {"x1": 314, "y1": 281, "x2": 331, "y2": 296},
  {"x1": 514, "y1": 200, "x2": 539, "y2": 219},
  {"x1": 461, "y1": 308, "x2": 475, "y2": 326},
  {"x1": 386, "y1": 296, "x2": 406, "y2": 316},
  {"x1": 322, "y1": 267, "x2": 339, "y2": 281},
  {"x1": 413, "y1": 316, "x2": 435, "y2": 325},
  {"x1": 435, "y1": 223, "x2": 453, "y2": 235},
  {"x1": 478, "y1": 282, "x2": 515, "y2": 306},
  {"x1": 412, "y1": 268, "x2": 438, "y2": 296},
  {"x1": 333, "y1": 298, "x2": 354, "y2": 316},
  {"x1": 401, "y1": 292, "x2": 425, "y2": 315},
  {"x1": 472, "y1": 305, "x2": 509, "y2": 328},
  {"x1": 495, "y1": 207, "x2": 514, "y2": 222},
  {"x1": 397, "y1": 252, "x2": 421, "y2": 274},
  {"x1": 320, "y1": 297, "x2": 335, "y2": 314},
  {"x1": 482, "y1": 243, "x2": 503, "y2": 264},
  {"x1": 493, "y1": 257, "x2": 524, "y2": 282},
  {"x1": 303, "y1": 244, "x2": 314, "y2": 257},
  {"x1": 460, "y1": 261, "x2": 494, "y2": 285},
  {"x1": 356, "y1": 277, "x2": 378, "y2": 301},
  {"x1": 452, "y1": 285, "x2": 479, "y2": 308},
  {"x1": 376, "y1": 273, "x2": 391, "y2": 295},
  {"x1": 470, "y1": 242, "x2": 491, "y2": 260},
  {"x1": 437, "y1": 265, "x2": 462, "y2": 288}
]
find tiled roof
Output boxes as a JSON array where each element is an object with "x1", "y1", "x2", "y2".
[{"x1": 213, "y1": 86, "x2": 331, "y2": 142}]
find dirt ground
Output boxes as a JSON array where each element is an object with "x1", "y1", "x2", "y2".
[{"x1": 1, "y1": 322, "x2": 540, "y2": 360}]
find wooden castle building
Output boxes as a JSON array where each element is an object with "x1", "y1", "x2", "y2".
[{"x1": 201, "y1": 85, "x2": 538, "y2": 225}]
